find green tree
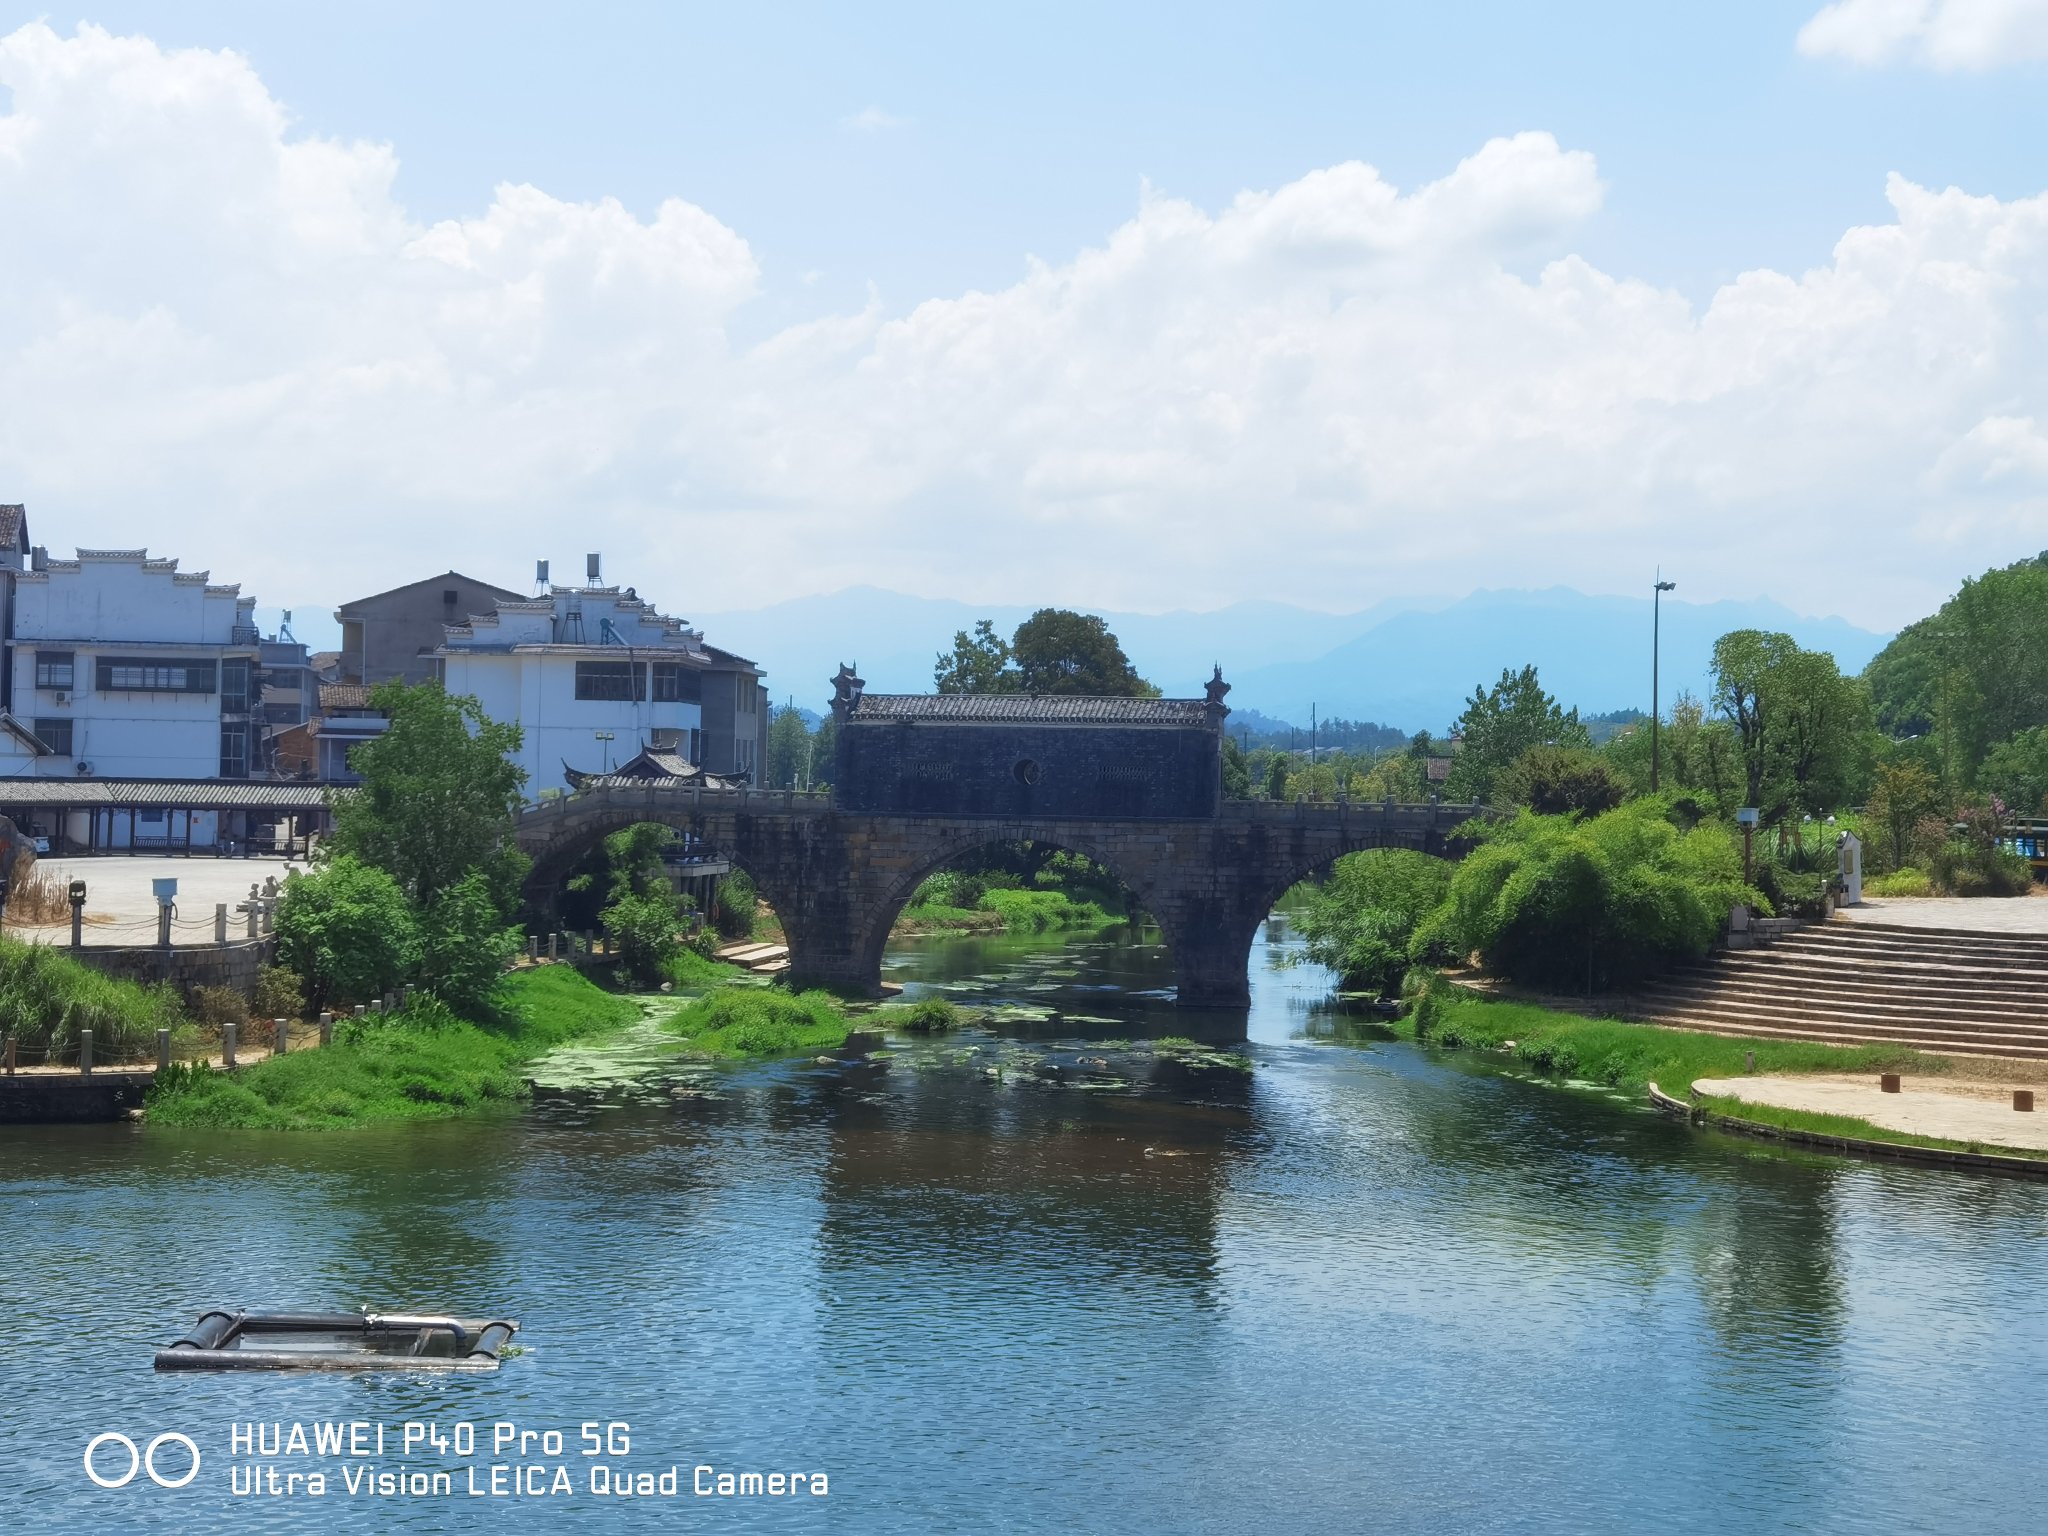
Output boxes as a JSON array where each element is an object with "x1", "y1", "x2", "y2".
[
  {"x1": 327, "y1": 681, "x2": 530, "y2": 911},
  {"x1": 1265, "y1": 754, "x2": 1290, "y2": 801},
  {"x1": 1865, "y1": 759, "x2": 1944, "y2": 871},
  {"x1": 1420, "y1": 801, "x2": 1759, "y2": 992},
  {"x1": 1863, "y1": 553, "x2": 2048, "y2": 784},
  {"x1": 934, "y1": 619, "x2": 1018, "y2": 694},
  {"x1": 765, "y1": 703, "x2": 814, "y2": 790},
  {"x1": 1711, "y1": 630, "x2": 1871, "y2": 821},
  {"x1": 1980, "y1": 727, "x2": 2048, "y2": 818},
  {"x1": 1011, "y1": 609, "x2": 1155, "y2": 696},
  {"x1": 1445, "y1": 666, "x2": 1590, "y2": 804},
  {"x1": 416, "y1": 870, "x2": 523, "y2": 1017},
  {"x1": 274, "y1": 857, "x2": 419, "y2": 1013},
  {"x1": 1295, "y1": 849, "x2": 1455, "y2": 994},
  {"x1": 1496, "y1": 744, "x2": 1626, "y2": 817},
  {"x1": 1221, "y1": 734, "x2": 1252, "y2": 799},
  {"x1": 596, "y1": 824, "x2": 687, "y2": 985}
]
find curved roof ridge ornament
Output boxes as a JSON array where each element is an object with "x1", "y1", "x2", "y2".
[{"x1": 830, "y1": 662, "x2": 865, "y2": 721}]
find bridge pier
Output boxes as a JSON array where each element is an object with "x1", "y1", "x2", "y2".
[{"x1": 516, "y1": 790, "x2": 1485, "y2": 1012}]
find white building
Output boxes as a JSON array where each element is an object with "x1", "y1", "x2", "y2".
[
  {"x1": 2, "y1": 547, "x2": 261, "y2": 781},
  {"x1": 437, "y1": 569, "x2": 767, "y2": 801}
]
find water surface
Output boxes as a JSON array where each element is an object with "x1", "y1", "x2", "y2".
[{"x1": 3, "y1": 921, "x2": 2043, "y2": 1533}]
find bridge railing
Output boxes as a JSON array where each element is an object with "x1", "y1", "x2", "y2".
[
  {"x1": 522, "y1": 783, "x2": 836, "y2": 826},
  {"x1": 1220, "y1": 797, "x2": 1494, "y2": 825}
]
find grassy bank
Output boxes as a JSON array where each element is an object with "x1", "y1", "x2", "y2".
[
  {"x1": 144, "y1": 967, "x2": 641, "y2": 1130},
  {"x1": 895, "y1": 888, "x2": 1110, "y2": 936},
  {"x1": 661, "y1": 947, "x2": 745, "y2": 988},
  {"x1": 666, "y1": 985, "x2": 855, "y2": 1058},
  {"x1": 0, "y1": 935, "x2": 187, "y2": 1063},
  {"x1": 1388, "y1": 987, "x2": 2048, "y2": 1162},
  {"x1": 892, "y1": 901, "x2": 1006, "y2": 935}
]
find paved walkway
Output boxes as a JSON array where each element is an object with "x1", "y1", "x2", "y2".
[
  {"x1": 1835, "y1": 893, "x2": 2048, "y2": 936},
  {"x1": 6, "y1": 854, "x2": 300, "y2": 947},
  {"x1": 1694, "y1": 1073, "x2": 2048, "y2": 1151}
]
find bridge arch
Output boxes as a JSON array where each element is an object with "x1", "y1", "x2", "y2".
[
  {"x1": 515, "y1": 787, "x2": 1491, "y2": 1007},
  {"x1": 850, "y1": 825, "x2": 1178, "y2": 988}
]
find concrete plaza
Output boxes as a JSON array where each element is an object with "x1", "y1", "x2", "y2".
[{"x1": 10, "y1": 854, "x2": 301, "y2": 947}]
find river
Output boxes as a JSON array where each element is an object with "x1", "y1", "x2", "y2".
[{"x1": 3, "y1": 919, "x2": 2044, "y2": 1534}]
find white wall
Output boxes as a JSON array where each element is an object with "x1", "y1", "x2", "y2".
[
  {"x1": 9, "y1": 552, "x2": 256, "y2": 779},
  {"x1": 442, "y1": 649, "x2": 704, "y2": 798}
]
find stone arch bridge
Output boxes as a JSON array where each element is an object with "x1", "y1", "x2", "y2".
[{"x1": 516, "y1": 785, "x2": 1487, "y2": 1007}]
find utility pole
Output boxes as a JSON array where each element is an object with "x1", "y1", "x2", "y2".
[{"x1": 1651, "y1": 574, "x2": 1676, "y2": 791}]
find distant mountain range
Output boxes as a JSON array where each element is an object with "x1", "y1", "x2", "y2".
[{"x1": 670, "y1": 585, "x2": 1898, "y2": 736}]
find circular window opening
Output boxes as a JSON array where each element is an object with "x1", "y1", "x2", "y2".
[{"x1": 1013, "y1": 758, "x2": 1041, "y2": 787}]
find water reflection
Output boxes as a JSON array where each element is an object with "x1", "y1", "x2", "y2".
[{"x1": 1, "y1": 920, "x2": 2045, "y2": 1534}]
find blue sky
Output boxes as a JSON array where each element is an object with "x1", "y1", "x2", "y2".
[
  {"x1": 55, "y1": 2, "x2": 2047, "y2": 319},
  {"x1": 0, "y1": 4, "x2": 2044, "y2": 631}
]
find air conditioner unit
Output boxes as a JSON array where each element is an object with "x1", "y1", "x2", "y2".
[
  {"x1": 76, "y1": 761, "x2": 92, "y2": 776},
  {"x1": 52, "y1": 691, "x2": 68, "y2": 705}
]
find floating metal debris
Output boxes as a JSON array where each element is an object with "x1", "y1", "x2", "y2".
[{"x1": 154, "y1": 1310, "x2": 519, "y2": 1372}]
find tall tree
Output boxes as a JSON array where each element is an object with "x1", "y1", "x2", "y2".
[
  {"x1": 1445, "y1": 665, "x2": 1590, "y2": 804},
  {"x1": 1711, "y1": 629, "x2": 1871, "y2": 821},
  {"x1": 933, "y1": 619, "x2": 1018, "y2": 694},
  {"x1": 765, "y1": 703, "x2": 813, "y2": 789},
  {"x1": 1863, "y1": 552, "x2": 2048, "y2": 785},
  {"x1": 326, "y1": 681, "x2": 530, "y2": 912},
  {"x1": 1011, "y1": 609, "x2": 1155, "y2": 696}
]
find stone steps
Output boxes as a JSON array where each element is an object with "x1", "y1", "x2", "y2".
[{"x1": 1626, "y1": 919, "x2": 2048, "y2": 1060}]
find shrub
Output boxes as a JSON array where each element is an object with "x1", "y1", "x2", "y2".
[
  {"x1": 188, "y1": 984, "x2": 248, "y2": 1028},
  {"x1": 275, "y1": 857, "x2": 418, "y2": 1013},
  {"x1": 668, "y1": 986, "x2": 852, "y2": 1057},
  {"x1": 1495, "y1": 744, "x2": 1626, "y2": 817},
  {"x1": 890, "y1": 997, "x2": 964, "y2": 1033},
  {"x1": 978, "y1": 889, "x2": 1109, "y2": 932},
  {"x1": 1294, "y1": 849, "x2": 1455, "y2": 994},
  {"x1": 712, "y1": 870, "x2": 758, "y2": 940},
  {"x1": 1866, "y1": 867, "x2": 1934, "y2": 898},
  {"x1": 415, "y1": 870, "x2": 521, "y2": 1019},
  {"x1": 0, "y1": 935, "x2": 185, "y2": 1062},
  {"x1": 253, "y1": 966, "x2": 304, "y2": 1021},
  {"x1": 603, "y1": 889, "x2": 684, "y2": 987},
  {"x1": 1423, "y1": 799, "x2": 1762, "y2": 993}
]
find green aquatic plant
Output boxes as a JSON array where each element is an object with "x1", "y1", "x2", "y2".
[
  {"x1": 667, "y1": 986, "x2": 854, "y2": 1059},
  {"x1": 144, "y1": 968, "x2": 640, "y2": 1130},
  {"x1": 887, "y1": 997, "x2": 969, "y2": 1033}
]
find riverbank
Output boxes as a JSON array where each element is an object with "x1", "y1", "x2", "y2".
[
  {"x1": 1388, "y1": 987, "x2": 2048, "y2": 1162},
  {"x1": 143, "y1": 967, "x2": 642, "y2": 1129},
  {"x1": 895, "y1": 888, "x2": 1111, "y2": 937},
  {"x1": 666, "y1": 985, "x2": 856, "y2": 1058}
]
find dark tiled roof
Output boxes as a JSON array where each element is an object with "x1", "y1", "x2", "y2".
[
  {"x1": 849, "y1": 693, "x2": 1212, "y2": 725},
  {"x1": 564, "y1": 748, "x2": 746, "y2": 791},
  {"x1": 0, "y1": 504, "x2": 23, "y2": 550},
  {"x1": 0, "y1": 779, "x2": 333, "y2": 809},
  {"x1": 319, "y1": 683, "x2": 375, "y2": 711}
]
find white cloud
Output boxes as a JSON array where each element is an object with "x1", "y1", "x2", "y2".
[
  {"x1": 1, "y1": 21, "x2": 2046, "y2": 637},
  {"x1": 840, "y1": 105, "x2": 909, "y2": 133},
  {"x1": 1798, "y1": 0, "x2": 2048, "y2": 69}
]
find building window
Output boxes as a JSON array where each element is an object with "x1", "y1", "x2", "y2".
[
  {"x1": 651, "y1": 663, "x2": 701, "y2": 704},
  {"x1": 34, "y1": 651, "x2": 74, "y2": 690},
  {"x1": 97, "y1": 657, "x2": 218, "y2": 694},
  {"x1": 220, "y1": 721, "x2": 249, "y2": 779},
  {"x1": 575, "y1": 660, "x2": 644, "y2": 701},
  {"x1": 221, "y1": 658, "x2": 252, "y2": 714},
  {"x1": 33, "y1": 718, "x2": 72, "y2": 756}
]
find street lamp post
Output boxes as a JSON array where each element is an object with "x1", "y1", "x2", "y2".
[
  {"x1": 594, "y1": 729, "x2": 615, "y2": 773},
  {"x1": 1651, "y1": 575, "x2": 1677, "y2": 792}
]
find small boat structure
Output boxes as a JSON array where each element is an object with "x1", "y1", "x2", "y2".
[{"x1": 155, "y1": 1309, "x2": 519, "y2": 1372}]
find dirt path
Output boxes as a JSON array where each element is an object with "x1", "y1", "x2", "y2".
[{"x1": 1694, "y1": 1072, "x2": 2048, "y2": 1151}]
